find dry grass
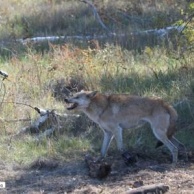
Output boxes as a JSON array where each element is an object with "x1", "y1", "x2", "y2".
[
  {"x1": 0, "y1": 0, "x2": 193, "y2": 165},
  {"x1": 0, "y1": 0, "x2": 186, "y2": 40},
  {"x1": 0, "y1": 42, "x2": 193, "y2": 164}
]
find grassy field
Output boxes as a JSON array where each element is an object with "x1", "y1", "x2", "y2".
[
  {"x1": 0, "y1": 0, "x2": 185, "y2": 39},
  {"x1": 0, "y1": 0, "x2": 194, "y2": 166}
]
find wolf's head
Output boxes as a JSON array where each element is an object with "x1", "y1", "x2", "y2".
[{"x1": 65, "y1": 90, "x2": 98, "y2": 110}]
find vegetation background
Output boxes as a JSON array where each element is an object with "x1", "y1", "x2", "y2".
[{"x1": 0, "y1": 0, "x2": 194, "y2": 168}]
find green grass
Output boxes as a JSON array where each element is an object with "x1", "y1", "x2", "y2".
[
  {"x1": 0, "y1": 135, "x2": 90, "y2": 165},
  {"x1": 0, "y1": 43, "x2": 193, "y2": 165}
]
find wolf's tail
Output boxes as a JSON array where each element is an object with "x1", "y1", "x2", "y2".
[
  {"x1": 166, "y1": 104, "x2": 178, "y2": 138},
  {"x1": 155, "y1": 102, "x2": 178, "y2": 148}
]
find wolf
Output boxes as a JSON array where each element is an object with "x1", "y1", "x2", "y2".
[{"x1": 65, "y1": 90, "x2": 184, "y2": 163}]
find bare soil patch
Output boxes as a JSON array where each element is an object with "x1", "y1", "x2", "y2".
[{"x1": 1, "y1": 151, "x2": 194, "y2": 194}]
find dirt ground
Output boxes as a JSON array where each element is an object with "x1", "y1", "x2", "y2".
[{"x1": 1, "y1": 151, "x2": 194, "y2": 194}]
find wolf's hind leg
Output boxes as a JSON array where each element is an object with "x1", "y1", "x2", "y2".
[
  {"x1": 170, "y1": 136, "x2": 185, "y2": 149},
  {"x1": 150, "y1": 114, "x2": 178, "y2": 163},
  {"x1": 153, "y1": 129, "x2": 178, "y2": 163},
  {"x1": 171, "y1": 136, "x2": 188, "y2": 161}
]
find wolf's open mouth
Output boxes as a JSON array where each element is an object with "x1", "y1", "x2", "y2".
[{"x1": 67, "y1": 103, "x2": 78, "y2": 110}]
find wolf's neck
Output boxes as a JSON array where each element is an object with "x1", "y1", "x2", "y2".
[{"x1": 83, "y1": 95, "x2": 108, "y2": 123}]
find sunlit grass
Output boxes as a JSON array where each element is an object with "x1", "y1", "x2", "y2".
[
  {"x1": 0, "y1": 42, "x2": 194, "y2": 165},
  {"x1": 0, "y1": 0, "x2": 193, "y2": 171},
  {"x1": 0, "y1": 135, "x2": 90, "y2": 165}
]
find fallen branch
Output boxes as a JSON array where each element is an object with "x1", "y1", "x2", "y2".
[
  {"x1": 180, "y1": 12, "x2": 194, "y2": 33},
  {"x1": 126, "y1": 183, "x2": 169, "y2": 194},
  {"x1": 2, "y1": 118, "x2": 31, "y2": 122},
  {"x1": 13, "y1": 107, "x2": 80, "y2": 139},
  {"x1": 16, "y1": 25, "x2": 183, "y2": 45},
  {"x1": 80, "y1": 0, "x2": 110, "y2": 32}
]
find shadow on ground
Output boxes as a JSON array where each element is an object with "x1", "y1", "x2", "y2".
[{"x1": 3, "y1": 148, "x2": 194, "y2": 194}]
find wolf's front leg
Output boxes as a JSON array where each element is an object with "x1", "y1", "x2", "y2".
[
  {"x1": 100, "y1": 129, "x2": 114, "y2": 157},
  {"x1": 114, "y1": 126, "x2": 124, "y2": 152}
]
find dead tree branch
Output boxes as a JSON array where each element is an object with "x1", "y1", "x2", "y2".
[
  {"x1": 80, "y1": 0, "x2": 110, "y2": 32},
  {"x1": 14, "y1": 107, "x2": 80, "y2": 140},
  {"x1": 180, "y1": 12, "x2": 194, "y2": 33}
]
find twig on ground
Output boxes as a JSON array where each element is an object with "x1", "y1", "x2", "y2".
[{"x1": 126, "y1": 183, "x2": 169, "y2": 194}]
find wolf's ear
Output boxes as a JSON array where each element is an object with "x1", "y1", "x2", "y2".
[{"x1": 87, "y1": 91, "x2": 98, "y2": 98}]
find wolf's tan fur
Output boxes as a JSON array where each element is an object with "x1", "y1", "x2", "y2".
[{"x1": 65, "y1": 90, "x2": 183, "y2": 163}]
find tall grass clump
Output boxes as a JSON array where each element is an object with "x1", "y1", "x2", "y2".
[{"x1": 0, "y1": 42, "x2": 194, "y2": 165}]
